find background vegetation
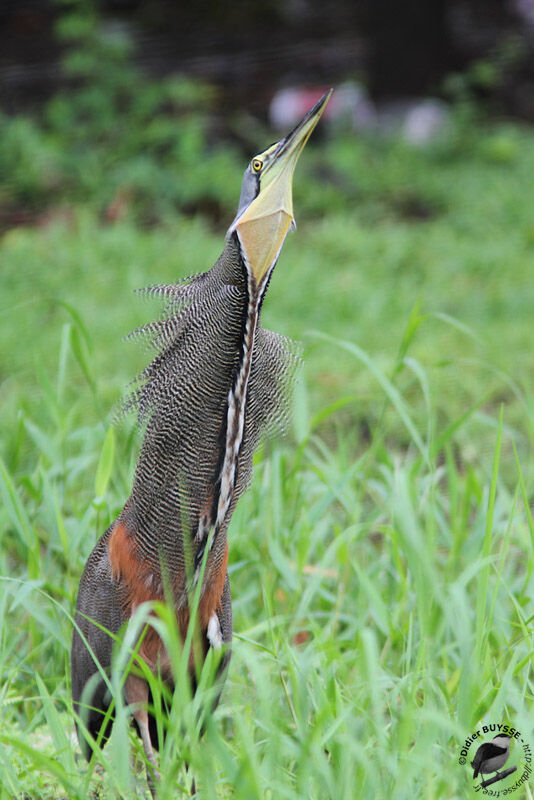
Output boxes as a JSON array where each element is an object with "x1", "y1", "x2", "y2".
[{"x1": 0, "y1": 7, "x2": 533, "y2": 799}]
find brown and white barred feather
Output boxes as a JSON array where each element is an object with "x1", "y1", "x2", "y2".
[
  {"x1": 117, "y1": 234, "x2": 299, "y2": 604},
  {"x1": 72, "y1": 233, "x2": 297, "y2": 757}
]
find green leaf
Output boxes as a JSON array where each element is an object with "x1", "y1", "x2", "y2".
[
  {"x1": 0, "y1": 732, "x2": 78, "y2": 796},
  {"x1": 310, "y1": 331, "x2": 428, "y2": 463},
  {"x1": 94, "y1": 426, "x2": 115, "y2": 500},
  {"x1": 475, "y1": 405, "x2": 503, "y2": 665},
  {"x1": 0, "y1": 456, "x2": 34, "y2": 548},
  {"x1": 70, "y1": 324, "x2": 96, "y2": 395}
]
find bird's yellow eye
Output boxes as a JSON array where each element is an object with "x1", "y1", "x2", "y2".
[{"x1": 252, "y1": 159, "x2": 263, "y2": 172}]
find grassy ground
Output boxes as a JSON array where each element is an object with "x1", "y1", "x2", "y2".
[{"x1": 0, "y1": 71, "x2": 533, "y2": 798}]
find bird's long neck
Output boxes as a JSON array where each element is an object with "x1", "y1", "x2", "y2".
[
  {"x1": 124, "y1": 236, "x2": 261, "y2": 600},
  {"x1": 194, "y1": 254, "x2": 261, "y2": 581}
]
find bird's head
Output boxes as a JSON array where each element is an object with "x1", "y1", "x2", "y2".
[
  {"x1": 492, "y1": 735, "x2": 511, "y2": 748},
  {"x1": 228, "y1": 89, "x2": 332, "y2": 293}
]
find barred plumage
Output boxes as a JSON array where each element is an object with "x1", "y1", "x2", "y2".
[
  {"x1": 119, "y1": 235, "x2": 298, "y2": 597},
  {"x1": 71, "y1": 91, "x2": 331, "y2": 796}
]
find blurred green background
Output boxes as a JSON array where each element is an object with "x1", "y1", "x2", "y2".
[
  {"x1": 2, "y1": 3, "x2": 534, "y2": 477},
  {"x1": 0, "y1": 3, "x2": 533, "y2": 799}
]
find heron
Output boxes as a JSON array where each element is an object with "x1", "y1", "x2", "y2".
[{"x1": 71, "y1": 89, "x2": 332, "y2": 794}]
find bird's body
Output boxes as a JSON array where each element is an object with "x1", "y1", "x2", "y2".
[
  {"x1": 471, "y1": 735, "x2": 511, "y2": 779},
  {"x1": 71, "y1": 92, "x2": 331, "y2": 791},
  {"x1": 71, "y1": 238, "x2": 293, "y2": 755}
]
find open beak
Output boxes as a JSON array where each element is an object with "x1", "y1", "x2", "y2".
[{"x1": 233, "y1": 89, "x2": 332, "y2": 287}]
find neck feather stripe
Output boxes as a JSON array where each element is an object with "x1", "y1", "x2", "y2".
[{"x1": 193, "y1": 243, "x2": 258, "y2": 580}]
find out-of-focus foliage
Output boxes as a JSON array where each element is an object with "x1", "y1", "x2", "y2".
[{"x1": 0, "y1": 6, "x2": 242, "y2": 227}]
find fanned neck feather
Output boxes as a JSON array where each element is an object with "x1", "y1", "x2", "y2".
[{"x1": 120, "y1": 234, "x2": 298, "y2": 605}]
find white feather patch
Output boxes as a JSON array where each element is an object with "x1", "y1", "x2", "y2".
[{"x1": 207, "y1": 612, "x2": 223, "y2": 649}]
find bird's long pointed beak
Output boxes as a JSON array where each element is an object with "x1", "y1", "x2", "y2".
[
  {"x1": 232, "y1": 90, "x2": 332, "y2": 287},
  {"x1": 262, "y1": 88, "x2": 333, "y2": 186}
]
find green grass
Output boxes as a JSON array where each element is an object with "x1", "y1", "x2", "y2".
[{"x1": 1, "y1": 94, "x2": 534, "y2": 797}]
